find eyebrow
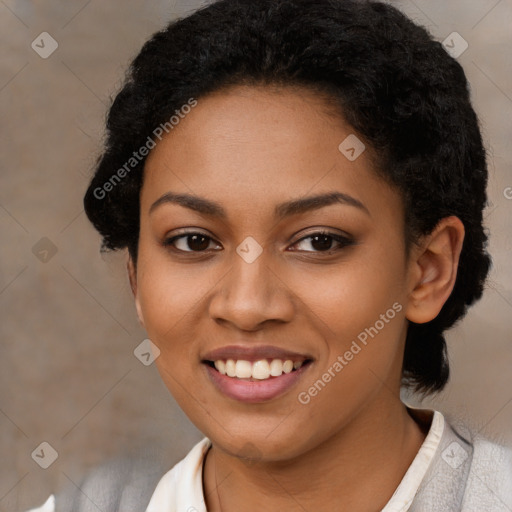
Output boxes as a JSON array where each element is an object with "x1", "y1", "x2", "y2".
[{"x1": 149, "y1": 190, "x2": 370, "y2": 219}]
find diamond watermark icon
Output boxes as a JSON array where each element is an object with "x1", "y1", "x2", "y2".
[
  {"x1": 31, "y1": 442, "x2": 58, "y2": 469},
  {"x1": 32, "y1": 237, "x2": 58, "y2": 263},
  {"x1": 236, "y1": 236, "x2": 263, "y2": 264},
  {"x1": 134, "y1": 338, "x2": 161, "y2": 366},
  {"x1": 441, "y1": 441, "x2": 468, "y2": 469},
  {"x1": 31, "y1": 32, "x2": 59, "y2": 59},
  {"x1": 338, "y1": 134, "x2": 366, "y2": 161},
  {"x1": 442, "y1": 32, "x2": 468, "y2": 59}
]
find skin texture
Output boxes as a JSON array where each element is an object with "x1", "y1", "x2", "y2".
[{"x1": 127, "y1": 85, "x2": 464, "y2": 511}]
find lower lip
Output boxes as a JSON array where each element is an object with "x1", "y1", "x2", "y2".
[{"x1": 204, "y1": 362, "x2": 312, "y2": 403}]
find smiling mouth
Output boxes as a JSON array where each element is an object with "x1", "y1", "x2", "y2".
[{"x1": 204, "y1": 358, "x2": 313, "y2": 381}]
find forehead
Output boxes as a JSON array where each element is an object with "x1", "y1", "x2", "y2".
[{"x1": 141, "y1": 84, "x2": 400, "y2": 222}]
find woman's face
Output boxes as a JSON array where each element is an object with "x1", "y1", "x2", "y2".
[{"x1": 133, "y1": 84, "x2": 415, "y2": 461}]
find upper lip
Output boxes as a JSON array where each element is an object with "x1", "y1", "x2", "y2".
[{"x1": 202, "y1": 345, "x2": 313, "y2": 363}]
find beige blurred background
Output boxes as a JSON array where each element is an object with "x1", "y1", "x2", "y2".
[{"x1": 0, "y1": 0, "x2": 511, "y2": 510}]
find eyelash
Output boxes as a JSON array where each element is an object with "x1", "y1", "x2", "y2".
[{"x1": 162, "y1": 230, "x2": 354, "y2": 256}]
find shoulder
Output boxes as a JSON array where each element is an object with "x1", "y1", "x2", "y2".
[
  {"x1": 471, "y1": 430, "x2": 512, "y2": 466},
  {"x1": 446, "y1": 414, "x2": 512, "y2": 510},
  {"x1": 464, "y1": 430, "x2": 512, "y2": 509},
  {"x1": 55, "y1": 442, "x2": 187, "y2": 511},
  {"x1": 409, "y1": 409, "x2": 512, "y2": 511},
  {"x1": 447, "y1": 412, "x2": 512, "y2": 475}
]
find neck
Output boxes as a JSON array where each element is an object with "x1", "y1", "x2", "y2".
[{"x1": 203, "y1": 398, "x2": 429, "y2": 512}]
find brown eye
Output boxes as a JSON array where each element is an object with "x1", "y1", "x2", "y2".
[
  {"x1": 163, "y1": 233, "x2": 220, "y2": 252},
  {"x1": 289, "y1": 231, "x2": 354, "y2": 253}
]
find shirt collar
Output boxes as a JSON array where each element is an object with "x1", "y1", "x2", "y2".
[{"x1": 148, "y1": 406, "x2": 445, "y2": 511}]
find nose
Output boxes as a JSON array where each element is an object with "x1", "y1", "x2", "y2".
[{"x1": 208, "y1": 249, "x2": 295, "y2": 331}]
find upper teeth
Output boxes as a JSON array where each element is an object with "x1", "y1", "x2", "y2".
[{"x1": 214, "y1": 359, "x2": 304, "y2": 380}]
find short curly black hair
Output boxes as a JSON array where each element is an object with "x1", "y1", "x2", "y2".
[{"x1": 83, "y1": 0, "x2": 491, "y2": 397}]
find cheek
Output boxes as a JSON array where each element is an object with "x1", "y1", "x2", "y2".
[
  {"x1": 288, "y1": 246, "x2": 408, "y2": 399},
  {"x1": 290, "y1": 254, "x2": 406, "y2": 348},
  {"x1": 136, "y1": 240, "x2": 213, "y2": 328},
  {"x1": 136, "y1": 257, "x2": 206, "y2": 406},
  {"x1": 136, "y1": 252, "x2": 205, "y2": 362},
  {"x1": 288, "y1": 266, "x2": 406, "y2": 440}
]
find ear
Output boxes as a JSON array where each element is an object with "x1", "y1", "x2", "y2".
[
  {"x1": 405, "y1": 216, "x2": 465, "y2": 324},
  {"x1": 127, "y1": 255, "x2": 145, "y2": 328}
]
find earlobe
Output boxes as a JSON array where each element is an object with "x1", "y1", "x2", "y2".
[
  {"x1": 405, "y1": 216, "x2": 465, "y2": 324},
  {"x1": 127, "y1": 256, "x2": 145, "y2": 328}
]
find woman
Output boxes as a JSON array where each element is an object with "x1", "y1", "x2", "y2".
[{"x1": 27, "y1": 0, "x2": 512, "y2": 510}]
